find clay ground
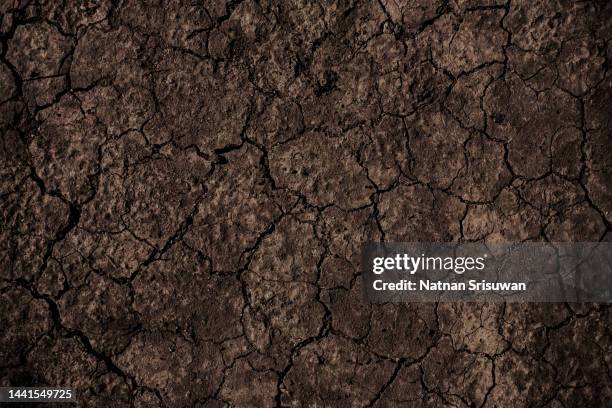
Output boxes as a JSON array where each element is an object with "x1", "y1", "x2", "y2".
[{"x1": 1, "y1": 0, "x2": 611, "y2": 406}]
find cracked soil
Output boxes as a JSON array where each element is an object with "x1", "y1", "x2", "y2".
[{"x1": 1, "y1": 0, "x2": 611, "y2": 406}]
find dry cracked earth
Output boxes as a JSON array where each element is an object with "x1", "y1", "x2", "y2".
[{"x1": 1, "y1": 0, "x2": 611, "y2": 407}]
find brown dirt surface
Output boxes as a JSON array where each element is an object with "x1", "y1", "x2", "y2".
[{"x1": 1, "y1": 0, "x2": 611, "y2": 406}]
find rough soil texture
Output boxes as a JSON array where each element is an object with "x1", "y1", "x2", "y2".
[{"x1": 1, "y1": 0, "x2": 611, "y2": 407}]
